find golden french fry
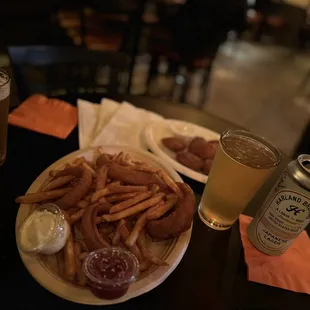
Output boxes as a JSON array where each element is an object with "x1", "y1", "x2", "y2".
[
  {"x1": 90, "y1": 188, "x2": 108, "y2": 203},
  {"x1": 98, "y1": 196, "x2": 108, "y2": 203},
  {"x1": 114, "y1": 152, "x2": 124, "y2": 165},
  {"x1": 112, "y1": 221, "x2": 122, "y2": 245},
  {"x1": 126, "y1": 197, "x2": 178, "y2": 247},
  {"x1": 76, "y1": 200, "x2": 89, "y2": 209},
  {"x1": 67, "y1": 208, "x2": 79, "y2": 215},
  {"x1": 72, "y1": 157, "x2": 86, "y2": 166},
  {"x1": 157, "y1": 170, "x2": 183, "y2": 199},
  {"x1": 166, "y1": 193, "x2": 178, "y2": 201},
  {"x1": 112, "y1": 231, "x2": 121, "y2": 245},
  {"x1": 74, "y1": 242, "x2": 87, "y2": 286},
  {"x1": 125, "y1": 213, "x2": 149, "y2": 248},
  {"x1": 55, "y1": 249, "x2": 65, "y2": 276},
  {"x1": 109, "y1": 191, "x2": 152, "y2": 214},
  {"x1": 84, "y1": 194, "x2": 91, "y2": 202},
  {"x1": 111, "y1": 153, "x2": 118, "y2": 161},
  {"x1": 105, "y1": 192, "x2": 138, "y2": 203},
  {"x1": 96, "y1": 166, "x2": 108, "y2": 191},
  {"x1": 98, "y1": 224, "x2": 115, "y2": 235},
  {"x1": 75, "y1": 239, "x2": 88, "y2": 252},
  {"x1": 82, "y1": 162, "x2": 97, "y2": 177},
  {"x1": 134, "y1": 165, "x2": 183, "y2": 199},
  {"x1": 101, "y1": 193, "x2": 165, "y2": 222},
  {"x1": 42, "y1": 175, "x2": 75, "y2": 192},
  {"x1": 69, "y1": 209, "x2": 85, "y2": 224},
  {"x1": 109, "y1": 181, "x2": 121, "y2": 186},
  {"x1": 137, "y1": 230, "x2": 168, "y2": 266},
  {"x1": 64, "y1": 232, "x2": 76, "y2": 282},
  {"x1": 15, "y1": 188, "x2": 70, "y2": 204},
  {"x1": 118, "y1": 219, "x2": 143, "y2": 263},
  {"x1": 122, "y1": 153, "x2": 131, "y2": 165},
  {"x1": 79, "y1": 252, "x2": 89, "y2": 261},
  {"x1": 147, "y1": 196, "x2": 178, "y2": 220},
  {"x1": 91, "y1": 184, "x2": 148, "y2": 203},
  {"x1": 150, "y1": 184, "x2": 160, "y2": 194}
]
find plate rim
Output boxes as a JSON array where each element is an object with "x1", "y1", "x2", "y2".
[
  {"x1": 144, "y1": 119, "x2": 220, "y2": 183},
  {"x1": 15, "y1": 145, "x2": 192, "y2": 305}
]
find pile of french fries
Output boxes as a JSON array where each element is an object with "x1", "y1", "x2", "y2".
[{"x1": 16, "y1": 149, "x2": 182, "y2": 287}]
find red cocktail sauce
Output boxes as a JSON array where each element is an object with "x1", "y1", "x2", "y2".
[{"x1": 83, "y1": 248, "x2": 139, "y2": 300}]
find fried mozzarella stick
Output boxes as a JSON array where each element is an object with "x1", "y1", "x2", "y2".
[
  {"x1": 100, "y1": 193, "x2": 165, "y2": 222},
  {"x1": 109, "y1": 191, "x2": 152, "y2": 213},
  {"x1": 15, "y1": 188, "x2": 70, "y2": 204},
  {"x1": 126, "y1": 196, "x2": 178, "y2": 247}
]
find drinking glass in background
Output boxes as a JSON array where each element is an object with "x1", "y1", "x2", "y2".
[
  {"x1": 198, "y1": 129, "x2": 281, "y2": 230},
  {"x1": 0, "y1": 69, "x2": 10, "y2": 166}
]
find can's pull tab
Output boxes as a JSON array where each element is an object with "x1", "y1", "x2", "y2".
[{"x1": 297, "y1": 154, "x2": 310, "y2": 174}]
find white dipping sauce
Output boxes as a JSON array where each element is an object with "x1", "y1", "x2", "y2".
[{"x1": 19, "y1": 209, "x2": 69, "y2": 255}]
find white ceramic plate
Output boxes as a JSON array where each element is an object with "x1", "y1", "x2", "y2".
[
  {"x1": 144, "y1": 120, "x2": 220, "y2": 183},
  {"x1": 15, "y1": 145, "x2": 192, "y2": 305}
]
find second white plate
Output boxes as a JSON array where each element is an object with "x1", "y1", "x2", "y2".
[{"x1": 144, "y1": 120, "x2": 220, "y2": 183}]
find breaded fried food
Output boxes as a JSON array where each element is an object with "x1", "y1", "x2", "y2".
[
  {"x1": 56, "y1": 168, "x2": 92, "y2": 209},
  {"x1": 49, "y1": 166, "x2": 83, "y2": 178},
  {"x1": 96, "y1": 153, "x2": 112, "y2": 167},
  {"x1": 203, "y1": 159, "x2": 213, "y2": 175},
  {"x1": 147, "y1": 183, "x2": 195, "y2": 240},
  {"x1": 188, "y1": 137, "x2": 217, "y2": 159},
  {"x1": 207, "y1": 141, "x2": 219, "y2": 159},
  {"x1": 176, "y1": 151, "x2": 204, "y2": 171},
  {"x1": 15, "y1": 188, "x2": 70, "y2": 204},
  {"x1": 162, "y1": 137, "x2": 186, "y2": 152},
  {"x1": 81, "y1": 202, "x2": 111, "y2": 251},
  {"x1": 106, "y1": 163, "x2": 160, "y2": 186}
]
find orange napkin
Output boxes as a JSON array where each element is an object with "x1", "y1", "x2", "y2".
[
  {"x1": 239, "y1": 214, "x2": 310, "y2": 294},
  {"x1": 8, "y1": 94, "x2": 77, "y2": 139}
]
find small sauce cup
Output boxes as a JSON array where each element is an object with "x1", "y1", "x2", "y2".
[
  {"x1": 83, "y1": 247, "x2": 139, "y2": 300},
  {"x1": 17, "y1": 203, "x2": 69, "y2": 255}
]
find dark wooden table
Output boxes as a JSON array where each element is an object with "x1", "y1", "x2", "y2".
[{"x1": 1, "y1": 95, "x2": 309, "y2": 310}]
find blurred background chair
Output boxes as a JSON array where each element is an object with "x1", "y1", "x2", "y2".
[{"x1": 8, "y1": 46, "x2": 129, "y2": 103}]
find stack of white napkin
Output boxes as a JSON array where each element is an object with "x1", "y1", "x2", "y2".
[{"x1": 77, "y1": 98, "x2": 163, "y2": 150}]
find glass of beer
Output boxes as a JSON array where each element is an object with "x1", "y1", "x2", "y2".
[
  {"x1": 198, "y1": 129, "x2": 281, "y2": 230},
  {"x1": 0, "y1": 69, "x2": 10, "y2": 166}
]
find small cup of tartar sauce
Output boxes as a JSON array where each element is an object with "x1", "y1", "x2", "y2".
[{"x1": 17, "y1": 203, "x2": 70, "y2": 255}]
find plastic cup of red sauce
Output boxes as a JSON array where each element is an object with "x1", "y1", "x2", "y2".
[{"x1": 83, "y1": 247, "x2": 139, "y2": 300}]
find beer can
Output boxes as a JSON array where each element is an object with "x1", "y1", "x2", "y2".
[{"x1": 247, "y1": 154, "x2": 310, "y2": 255}]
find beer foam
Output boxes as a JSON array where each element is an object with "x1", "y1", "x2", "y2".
[{"x1": 222, "y1": 135, "x2": 278, "y2": 169}]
